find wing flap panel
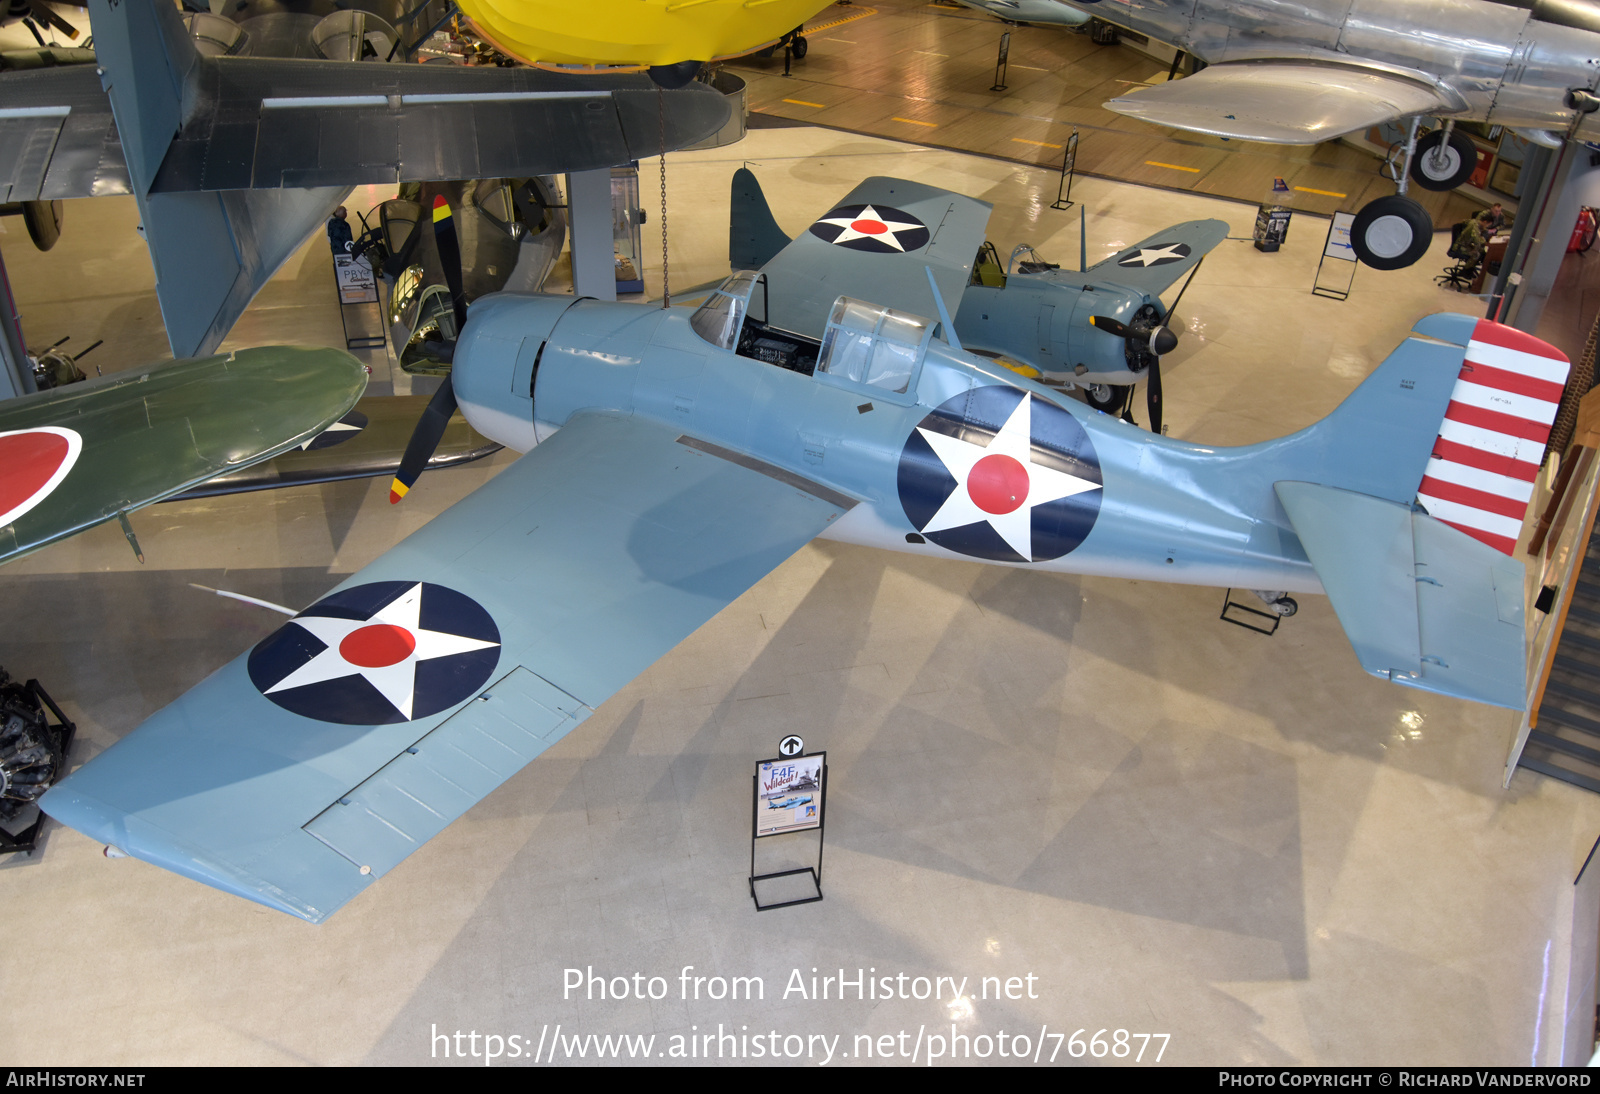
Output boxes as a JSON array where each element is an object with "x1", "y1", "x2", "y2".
[{"x1": 305, "y1": 667, "x2": 582, "y2": 876}]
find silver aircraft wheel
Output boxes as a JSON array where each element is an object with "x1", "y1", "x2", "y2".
[
  {"x1": 1350, "y1": 195, "x2": 1434, "y2": 271},
  {"x1": 1365, "y1": 215, "x2": 1416, "y2": 259},
  {"x1": 1409, "y1": 128, "x2": 1478, "y2": 192}
]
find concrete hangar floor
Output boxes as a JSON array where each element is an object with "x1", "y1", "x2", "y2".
[{"x1": 3, "y1": 74, "x2": 1599, "y2": 1073}]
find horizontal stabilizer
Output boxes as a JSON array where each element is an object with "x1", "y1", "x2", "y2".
[{"x1": 1275, "y1": 481, "x2": 1527, "y2": 710}]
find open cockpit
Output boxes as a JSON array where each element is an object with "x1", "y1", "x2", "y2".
[{"x1": 689, "y1": 271, "x2": 939, "y2": 403}]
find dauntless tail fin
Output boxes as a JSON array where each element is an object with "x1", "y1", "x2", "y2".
[
  {"x1": 729, "y1": 167, "x2": 792, "y2": 271},
  {"x1": 87, "y1": 0, "x2": 346, "y2": 358},
  {"x1": 1274, "y1": 313, "x2": 1570, "y2": 709}
]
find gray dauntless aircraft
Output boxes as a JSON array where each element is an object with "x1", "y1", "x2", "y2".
[
  {"x1": 39, "y1": 174, "x2": 1569, "y2": 923},
  {"x1": 1051, "y1": 0, "x2": 1600, "y2": 269},
  {"x1": 729, "y1": 168, "x2": 1227, "y2": 432},
  {"x1": 0, "y1": 0, "x2": 729, "y2": 357}
]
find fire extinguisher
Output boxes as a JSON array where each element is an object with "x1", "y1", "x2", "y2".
[{"x1": 1569, "y1": 207, "x2": 1597, "y2": 253}]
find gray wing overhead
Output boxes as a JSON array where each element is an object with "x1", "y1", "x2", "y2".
[
  {"x1": 150, "y1": 61, "x2": 733, "y2": 192},
  {"x1": 71, "y1": 0, "x2": 729, "y2": 359},
  {"x1": 757, "y1": 176, "x2": 993, "y2": 339},
  {"x1": 42, "y1": 412, "x2": 854, "y2": 922},
  {"x1": 1105, "y1": 61, "x2": 1461, "y2": 144},
  {"x1": 0, "y1": 65, "x2": 129, "y2": 201}
]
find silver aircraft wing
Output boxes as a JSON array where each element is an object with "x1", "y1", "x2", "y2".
[{"x1": 1105, "y1": 61, "x2": 1461, "y2": 145}]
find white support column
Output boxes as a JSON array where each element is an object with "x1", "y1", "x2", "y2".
[
  {"x1": 1507, "y1": 145, "x2": 1598, "y2": 333},
  {"x1": 565, "y1": 168, "x2": 615, "y2": 302}
]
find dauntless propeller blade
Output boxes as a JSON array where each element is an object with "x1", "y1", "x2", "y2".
[
  {"x1": 389, "y1": 377, "x2": 459, "y2": 504},
  {"x1": 390, "y1": 196, "x2": 467, "y2": 504}
]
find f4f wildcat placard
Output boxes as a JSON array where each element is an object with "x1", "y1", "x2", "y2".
[{"x1": 756, "y1": 756, "x2": 824, "y2": 837}]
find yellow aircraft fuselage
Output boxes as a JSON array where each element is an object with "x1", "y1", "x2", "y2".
[{"x1": 458, "y1": 0, "x2": 832, "y2": 66}]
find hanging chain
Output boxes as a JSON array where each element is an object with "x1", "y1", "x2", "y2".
[{"x1": 657, "y1": 86, "x2": 671, "y2": 308}]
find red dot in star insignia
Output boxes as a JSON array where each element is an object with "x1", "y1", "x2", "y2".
[
  {"x1": 850, "y1": 219, "x2": 888, "y2": 235},
  {"x1": 340, "y1": 624, "x2": 417, "y2": 668},
  {"x1": 0, "y1": 431, "x2": 70, "y2": 518},
  {"x1": 967, "y1": 454, "x2": 1030, "y2": 514}
]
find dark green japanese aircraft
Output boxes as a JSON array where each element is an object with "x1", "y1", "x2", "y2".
[{"x1": 0, "y1": 345, "x2": 368, "y2": 564}]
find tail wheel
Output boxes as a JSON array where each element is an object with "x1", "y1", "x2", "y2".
[
  {"x1": 791, "y1": 34, "x2": 808, "y2": 59},
  {"x1": 1409, "y1": 129, "x2": 1478, "y2": 192},
  {"x1": 1351, "y1": 195, "x2": 1434, "y2": 271}
]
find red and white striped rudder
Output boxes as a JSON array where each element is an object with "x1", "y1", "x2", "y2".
[{"x1": 1415, "y1": 319, "x2": 1570, "y2": 555}]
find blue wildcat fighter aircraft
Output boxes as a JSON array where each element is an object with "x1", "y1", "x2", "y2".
[{"x1": 41, "y1": 176, "x2": 1566, "y2": 923}]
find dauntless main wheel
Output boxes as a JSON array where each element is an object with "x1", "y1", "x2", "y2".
[
  {"x1": 1409, "y1": 128, "x2": 1478, "y2": 192},
  {"x1": 1350, "y1": 194, "x2": 1434, "y2": 271},
  {"x1": 791, "y1": 34, "x2": 808, "y2": 59},
  {"x1": 1083, "y1": 383, "x2": 1124, "y2": 412}
]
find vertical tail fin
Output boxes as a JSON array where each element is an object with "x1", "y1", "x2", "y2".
[
  {"x1": 729, "y1": 167, "x2": 791, "y2": 271},
  {"x1": 1272, "y1": 314, "x2": 1570, "y2": 710}
]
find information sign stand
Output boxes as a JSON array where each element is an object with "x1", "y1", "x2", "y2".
[
  {"x1": 990, "y1": 31, "x2": 1010, "y2": 92},
  {"x1": 749, "y1": 750, "x2": 827, "y2": 911},
  {"x1": 333, "y1": 254, "x2": 386, "y2": 351},
  {"x1": 1051, "y1": 129, "x2": 1080, "y2": 211},
  {"x1": 1312, "y1": 211, "x2": 1358, "y2": 300}
]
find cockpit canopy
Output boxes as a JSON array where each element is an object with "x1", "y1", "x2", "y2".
[
  {"x1": 689, "y1": 270, "x2": 760, "y2": 351},
  {"x1": 816, "y1": 297, "x2": 931, "y2": 395},
  {"x1": 688, "y1": 273, "x2": 934, "y2": 401}
]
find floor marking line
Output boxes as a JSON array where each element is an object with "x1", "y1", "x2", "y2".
[
  {"x1": 805, "y1": 6, "x2": 877, "y2": 34},
  {"x1": 1013, "y1": 137, "x2": 1063, "y2": 149},
  {"x1": 1010, "y1": 64, "x2": 1047, "y2": 71},
  {"x1": 782, "y1": 98, "x2": 826, "y2": 108},
  {"x1": 893, "y1": 116, "x2": 938, "y2": 127},
  {"x1": 1294, "y1": 185, "x2": 1348, "y2": 197},
  {"x1": 1145, "y1": 160, "x2": 1201, "y2": 172}
]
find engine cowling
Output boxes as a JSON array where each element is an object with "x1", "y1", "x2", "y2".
[{"x1": 451, "y1": 292, "x2": 581, "y2": 453}]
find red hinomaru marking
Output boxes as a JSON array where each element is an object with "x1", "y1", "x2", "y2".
[
  {"x1": 967, "y1": 454, "x2": 1030, "y2": 515},
  {"x1": 850, "y1": 219, "x2": 888, "y2": 235},
  {"x1": 340, "y1": 624, "x2": 417, "y2": 668},
  {"x1": 0, "y1": 428, "x2": 81, "y2": 527}
]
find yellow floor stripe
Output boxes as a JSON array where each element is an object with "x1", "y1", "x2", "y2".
[
  {"x1": 1012, "y1": 137, "x2": 1063, "y2": 149},
  {"x1": 1294, "y1": 185, "x2": 1348, "y2": 198},
  {"x1": 1145, "y1": 160, "x2": 1201, "y2": 173},
  {"x1": 782, "y1": 98, "x2": 826, "y2": 108},
  {"x1": 806, "y1": 6, "x2": 877, "y2": 33},
  {"x1": 893, "y1": 116, "x2": 937, "y2": 127}
]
